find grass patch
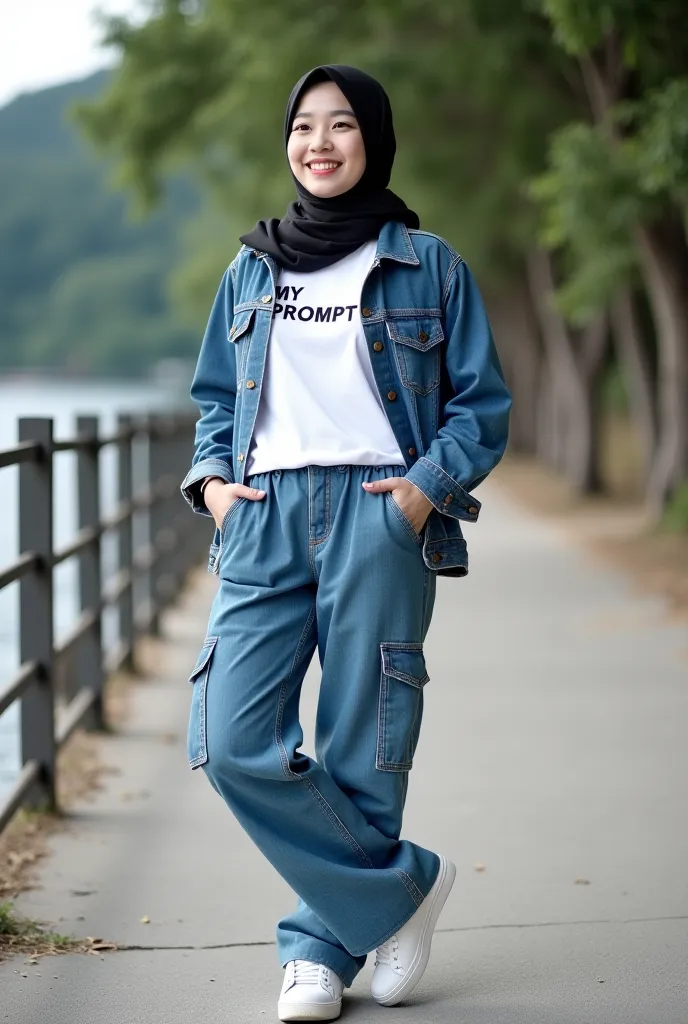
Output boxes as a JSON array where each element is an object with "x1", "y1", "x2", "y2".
[{"x1": 0, "y1": 901, "x2": 86, "y2": 961}]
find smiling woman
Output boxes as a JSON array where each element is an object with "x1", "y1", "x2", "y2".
[
  {"x1": 182, "y1": 61, "x2": 511, "y2": 1024},
  {"x1": 240, "y1": 64, "x2": 420, "y2": 273},
  {"x1": 288, "y1": 83, "x2": 366, "y2": 197}
]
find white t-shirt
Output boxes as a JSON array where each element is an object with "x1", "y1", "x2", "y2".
[{"x1": 246, "y1": 241, "x2": 405, "y2": 476}]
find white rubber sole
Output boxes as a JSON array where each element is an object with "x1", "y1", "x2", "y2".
[
  {"x1": 277, "y1": 997, "x2": 342, "y2": 1021},
  {"x1": 373, "y1": 854, "x2": 457, "y2": 1007}
]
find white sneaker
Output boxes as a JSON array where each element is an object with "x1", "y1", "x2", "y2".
[
  {"x1": 371, "y1": 855, "x2": 456, "y2": 1006},
  {"x1": 278, "y1": 959, "x2": 344, "y2": 1021}
]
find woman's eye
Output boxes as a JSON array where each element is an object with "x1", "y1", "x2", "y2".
[
  {"x1": 333, "y1": 121, "x2": 355, "y2": 129},
  {"x1": 292, "y1": 123, "x2": 309, "y2": 132}
]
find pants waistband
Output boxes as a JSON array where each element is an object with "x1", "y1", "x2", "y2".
[{"x1": 247, "y1": 464, "x2": 407, "y2": 483}]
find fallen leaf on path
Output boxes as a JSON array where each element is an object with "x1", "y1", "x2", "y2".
[
  {"x1": 574, "y1": 877, "x2": 591, "y2": 885},
  {"x1": 8, "y1": 851, "x2": 37, "y2": 867}
]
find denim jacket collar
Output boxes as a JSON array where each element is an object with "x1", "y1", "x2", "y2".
[
  {"x1": 251, "y1": 221, "x2": 420, "y2": 269},
  {"x1": 375, "y1": 222, "x2": 420, "y2": 266}
]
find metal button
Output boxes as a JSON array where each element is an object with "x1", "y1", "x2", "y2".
[
  {"x1": 419, "y1": 329, "x2": 429, "y2": 343},
  {"x1": 408, "y1": 447, "x2": 416, "y2": 457},
  {"x1": 443, "y1": 494, "x2": 453, "y2": 505},
  {"x1": 362, "y1": 307, "x2": 372, "y2": 317},
  {"x1": 468, "y1": 505, "x2": 479, "y2": 515},
  {"x1": 261, "y1": 294, "x2": 272, "y2": 304},
  {"x1": 432, "y1": 552, "x2": 443, "y2": 564},
  {"x1": 229, "y1": 325, "x2": 236, "y2": 336},
  {"x1": 237, "y1": 453, "x2": 244, "y2": 462},
  {"x1": 373, "y1": 341, "x2": 384, "y2": 352},
  {"x1": 246, "y1": 379, "x2": 256, "y2": 389},
  {"x1": 387, "y1": 390, "x2": 397, "y2": 401}
]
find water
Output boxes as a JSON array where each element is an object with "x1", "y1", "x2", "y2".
[{"x1": 0, "y1": 377, "x2": 187, "y2": 797}]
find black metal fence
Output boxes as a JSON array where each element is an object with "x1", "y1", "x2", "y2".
[{"x1": 0, "y1": 412, "x2": 207, "y2": 832}]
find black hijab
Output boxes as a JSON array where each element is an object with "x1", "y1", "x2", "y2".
[{"x1": 239, "y1": 64, "x2": 419, "y2": 273}]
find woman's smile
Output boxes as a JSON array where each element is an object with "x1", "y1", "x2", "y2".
[{"x1": 306, "y1": 160, "x2": 342, "y2": 176}]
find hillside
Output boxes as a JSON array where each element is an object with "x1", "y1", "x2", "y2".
[{"x1": 0, "y1": 72, "x2": 199, "y2": 376}]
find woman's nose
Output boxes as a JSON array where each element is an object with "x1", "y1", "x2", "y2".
[{"x1": 309, "y1": 133, "x2": 333, "y2": 152}]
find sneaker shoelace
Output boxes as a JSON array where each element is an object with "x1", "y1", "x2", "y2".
[
  {"x1": 374, "y1": 935, "x2": 400, "y2": 969},
  {"x1": 292, "y1": 959, "x2": 323, "y2": 985}
]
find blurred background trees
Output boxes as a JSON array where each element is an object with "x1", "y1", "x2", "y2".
[{"x1": 2, "y1": 0, "x2": 687, "y2": 521}]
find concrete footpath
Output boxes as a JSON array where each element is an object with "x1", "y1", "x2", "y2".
[{"x1": 2, "y1": 480, "x2": 687, "y2": 1023}]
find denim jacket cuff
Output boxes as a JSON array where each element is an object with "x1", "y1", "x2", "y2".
[
  {"x1": 405, "y1": 457, "x2": 481, "y2": 523},
  {"x1": 181, "y1": 458, "x2": 234, "y2": 516}
]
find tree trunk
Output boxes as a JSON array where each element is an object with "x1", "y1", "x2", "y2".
[
  {"x1": 609, "y1": 287, "x2": 657, "y2": 488},
  {"x1": 487, "y1": 275, "x2": 541, "y2": 455},
  {"x1": 578, "y1": 35, "x2": 685, "y2": 515},
  {"x1": 527, "y1": 249, "x2": 608, "y2": 493},
  {"x1": 635, "y1": 213, "x2": 688, "y2": 513}
]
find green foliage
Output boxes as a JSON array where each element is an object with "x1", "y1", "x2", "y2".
[
  {"x1": 540, "y1": 0, "x2": 617, "y2": 55},
  {"x1": 0, "y1": 902, "x2": 22, "y2": 936},
  {"x1": 530, "y1": 121, "x2": 640, "y2": 322},
  {"x1": 662, "y1": 482, "x2": 688, "y2": 532},
  {"x1": 637, "y1": 79, "x2": 688, "y2": 197},
  {"x1": 533, "y1": 1, "x2": 688, "y2": 322},
  {"x1": 600, "y1": 363, "x2": 630, "y2": 415},
  {"x1": 0, "y1": 74, "x2": 199, "y2": 375}
]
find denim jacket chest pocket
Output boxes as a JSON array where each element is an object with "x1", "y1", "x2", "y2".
[
  {"x1": 229, "y1": 307, "x2": 256, "y2": 384},
  {"x1": 386, "y1": 316, "x2": 444, "y2": 396}
]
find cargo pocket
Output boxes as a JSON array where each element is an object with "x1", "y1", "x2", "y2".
[
  {"x1": 376, "y1": 642, "x2": 429, "y2": 772},
  {"x1": 187, "y1": 635, "x2": 218, "y2": 769}
]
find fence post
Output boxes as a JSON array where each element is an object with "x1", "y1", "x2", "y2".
[
  {"x1": 18, "y1": 418, "x2": 56, "y2": 812},
  {"x1": 160, "y1": 415, "x2": 185, "y2": 608},
  {"x1": 177, "y1": 414, "x2": 200, "y2": 579},
  {"x1": 76, "y1": 416, "x2": 104, "y2": 729},
  {"x1": 148, "y1": 414, "x2": 163, "y2": 635},
  {"x1": 117, "y1": 414, "x2": 135, "y2": 672}
]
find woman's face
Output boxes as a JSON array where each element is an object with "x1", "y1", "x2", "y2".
[{"x1": 287, "y1": 80, "x2": 366, "y2": 198}]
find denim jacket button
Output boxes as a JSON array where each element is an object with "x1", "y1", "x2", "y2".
[
  {"x1": 362, "y1": 307, "x2": 372, "y2": 317},
  {"x1": 432, "y1": 552, "x2": 443, "y2": 563},
  {"x1": 246, "y1": 379, "x2": 256, "y2": 389},
  {"x1": 468, "y1": 505, "x2": 479, "y2": 515},
  {"x1": 238, "y1": 453, "x2": 244, "y2": 462},
  {"x1": 261, "y1": 294, "x2": 272, "y2": 304},
  {"x1": 373, "y1": 341, "x2": 384, "y2": 352},
  {"x1": 408, "y1": 447, "x2": 416, "y2": 456},
  {"x1": 443, "y1": 494, "x2": 453, "y2": 505},
  {"x1": 387, "y1": 390, "x2": 397, "y2": 401}
]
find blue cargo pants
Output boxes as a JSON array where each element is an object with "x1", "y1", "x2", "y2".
[{"x1": 187, "y1": 464, "x2": 440, "y2": 987}]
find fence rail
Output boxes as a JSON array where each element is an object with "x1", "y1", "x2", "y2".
[{"x1": 0, "y1": 411, "x2": 207, "y2": 833}]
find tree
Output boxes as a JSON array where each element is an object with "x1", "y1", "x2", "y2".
[{"x1": 536, "y1": 0, "x2": 688, "y2": 511}]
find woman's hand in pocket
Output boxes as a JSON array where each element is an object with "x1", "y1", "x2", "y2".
[
  {"x1": 362, "y1": 477, "x2": 433, "y2": 534},
  {"x1": 203, "y1": 478, "x2": 266, "y2": 529}
]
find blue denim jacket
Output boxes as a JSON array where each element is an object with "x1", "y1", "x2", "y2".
[{"x1": 181, "y1": 221, "x2": 511, "y2": 577}]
